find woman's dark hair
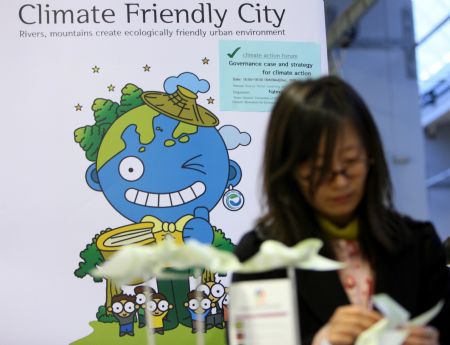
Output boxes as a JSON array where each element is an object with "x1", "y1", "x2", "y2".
[{"x1": 258, "y1": 76, "x2": 411, "y2": 261}]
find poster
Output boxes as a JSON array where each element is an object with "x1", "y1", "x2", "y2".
[{"x1": 0, "y1": 1, "x2": 327, "y2": 344}]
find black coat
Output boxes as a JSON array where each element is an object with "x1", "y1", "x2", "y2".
[{"x1": 233, "y1": 218, "x2": 450, "y2": 345}]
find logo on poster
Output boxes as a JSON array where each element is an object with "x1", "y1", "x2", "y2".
[{"x1": 223, "y1": 188, "x2": 245, "y2": 211}]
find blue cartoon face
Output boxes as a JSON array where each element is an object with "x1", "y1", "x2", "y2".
[{"x1": 87, "y1": 110, "x2": 241, "y2": 224}]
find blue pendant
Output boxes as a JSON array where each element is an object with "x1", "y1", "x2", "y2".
[{"x1": 223, "y1": 188, "x2": 244, "y2": 211}]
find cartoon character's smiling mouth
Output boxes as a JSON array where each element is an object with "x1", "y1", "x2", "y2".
[{"x1": 125, "y1": 181, "x2": 206, "y2": 207}]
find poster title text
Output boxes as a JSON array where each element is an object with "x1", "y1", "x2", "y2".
[{"x1": 18, "y1": 3, "x2": 286, "y2": 28}]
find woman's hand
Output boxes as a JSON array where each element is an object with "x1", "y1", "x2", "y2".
[
  {"x1": 326, "y1": 305, "x2": 382, "y2": 345},
  {"x1": 402, "y1": 326, "x2": 439, "y2": 345}
]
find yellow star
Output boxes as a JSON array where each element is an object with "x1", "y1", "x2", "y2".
[
  {"x1": 92, "y1": 65, "x2": 100, "y2": 73},
  {"x1": 143, "y1": 64, "x2": 151, "y2": 72},
  {"x1": 207, "y1": 97, "x2": 215, "y2": 104},
  {"x1": 107, "y1": 84, "x2": 115, "y2": 92},
  {"x1": 202, "y1": 57, "x2": 210, "y2": 65},
  {"x1": 75, "y1": 104, "x2": 83, "y2": 111}
]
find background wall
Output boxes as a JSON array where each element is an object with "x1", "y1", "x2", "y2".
[{"x1": 424, "y1": 124, "x2": 450, "y2": 239}]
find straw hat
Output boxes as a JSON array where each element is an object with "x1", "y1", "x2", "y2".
[{"x1": 142, "y1": 85, "x2": 219, "y2": 127}]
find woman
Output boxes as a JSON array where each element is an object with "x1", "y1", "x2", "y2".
[{"x1": 233, "y1": 76, "x2": 449, "y2": 345}]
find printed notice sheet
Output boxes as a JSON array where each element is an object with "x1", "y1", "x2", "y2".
[
  {"x1": 220, "y1": 40, "x2": 321, "y2": 112},
  {"x1": 229, "y1": 278, "x2": 299, "y2": 345}
]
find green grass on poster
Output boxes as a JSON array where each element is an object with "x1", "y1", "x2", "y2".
[{"x1": 71, "y1": 321, "x2": 227, "y2": 345}]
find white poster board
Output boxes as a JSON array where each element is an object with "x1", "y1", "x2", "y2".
[{"x1": 0, "y1": 1, "x2": 327, "y2": 344}]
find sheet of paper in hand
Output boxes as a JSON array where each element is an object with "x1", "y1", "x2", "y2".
[{"x1": 229, "y1": 278, "x2": 299, "y2": 345}]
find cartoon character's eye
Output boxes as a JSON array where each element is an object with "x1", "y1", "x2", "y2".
[
  {"x1": 211, "y1": 284, "x2": 225, "y2": 298},
  {"x1": 136, "y1": 293, "x2": 146, "y2": 305},
  {"x1": 158, "y1": 300, "x2": 169, "y2": 311},
  {"x1": 201, "y1": 298, "x2": 211, "y2": 310},
  {"x1": 182, "y1": 154, "x2": 206, "y2": 175},
  {"x1": 119, "y1": 157, "x2": 144, "y2": 181},
  {"x1": 188, "y1": 299, "x2": 199, "y2": 310},
  {"x1": 147, "y1": 300, "x2": 157, "y2": 312},
  {"x1": 196, "y1": 284, "x2": 210, "y2": 296},
  {"x1": 112, "y1": 302, "x2": 123, "y2": 314},
  {"x1": 124, "y1": 301, "x2": 135, "y2": 313},
  {"x1": 156, "y1": 126, "x2": 163, "y2": 132}
]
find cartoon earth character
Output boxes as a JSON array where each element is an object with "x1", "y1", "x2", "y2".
[
  {"x1": 86, "y1": 84, "x2": 242, "y2": 245},
  {"x1": 84, "y1": 73, "x2": 242, "y2": 329}
]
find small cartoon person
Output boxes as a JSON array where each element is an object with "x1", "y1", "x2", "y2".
[
  {"x1": 197, "y1": 281, "x2": 226, "y2": 329},
  {"x1": 221, "y1": 293, "x2": 230, "y2": 343},
  {"x1": 185, "y1": 290, "x2": 214, "y2": 333},
  {"x1": 134, "y1": 286, "x2": 156, "y2": 328},
  {"x1": 146, "y1": 292, "x2": 173, "y2": 334},
  {"x1": 108, "y1": 294, "x2": 139, "y2": 337},
  {"x1": 220, "y1": 292, "x2": 229, "y2": 328}
]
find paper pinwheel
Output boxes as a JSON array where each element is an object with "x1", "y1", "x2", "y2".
[{"x1": 355, "y1": 294, "x2": 444, "y2": 345}]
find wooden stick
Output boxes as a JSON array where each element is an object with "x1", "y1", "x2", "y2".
[
  {"x1": 195, "y1": 268, "x2": 205, "y2": 345},
  {"x1": 287, "y1": 266, "x2": 302, "y2": 345},
  {"x1": 144, "y1": 285, "x2": 156, "y2": 345}
]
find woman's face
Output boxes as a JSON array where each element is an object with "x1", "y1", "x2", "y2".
[{"x1": 296, "y1": 121, "x2": 369, "y2": 226}]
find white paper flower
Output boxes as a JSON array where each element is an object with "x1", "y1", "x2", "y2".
[
  {"x1": 355, "y1": 294, "x2": 444, "y2": 345},
  {"x1": 237, "y1": 239, "x2": 345, "y2": 273},
  {"x1": 92, "y1": 239, "x2": 241, "y2": 285}
]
